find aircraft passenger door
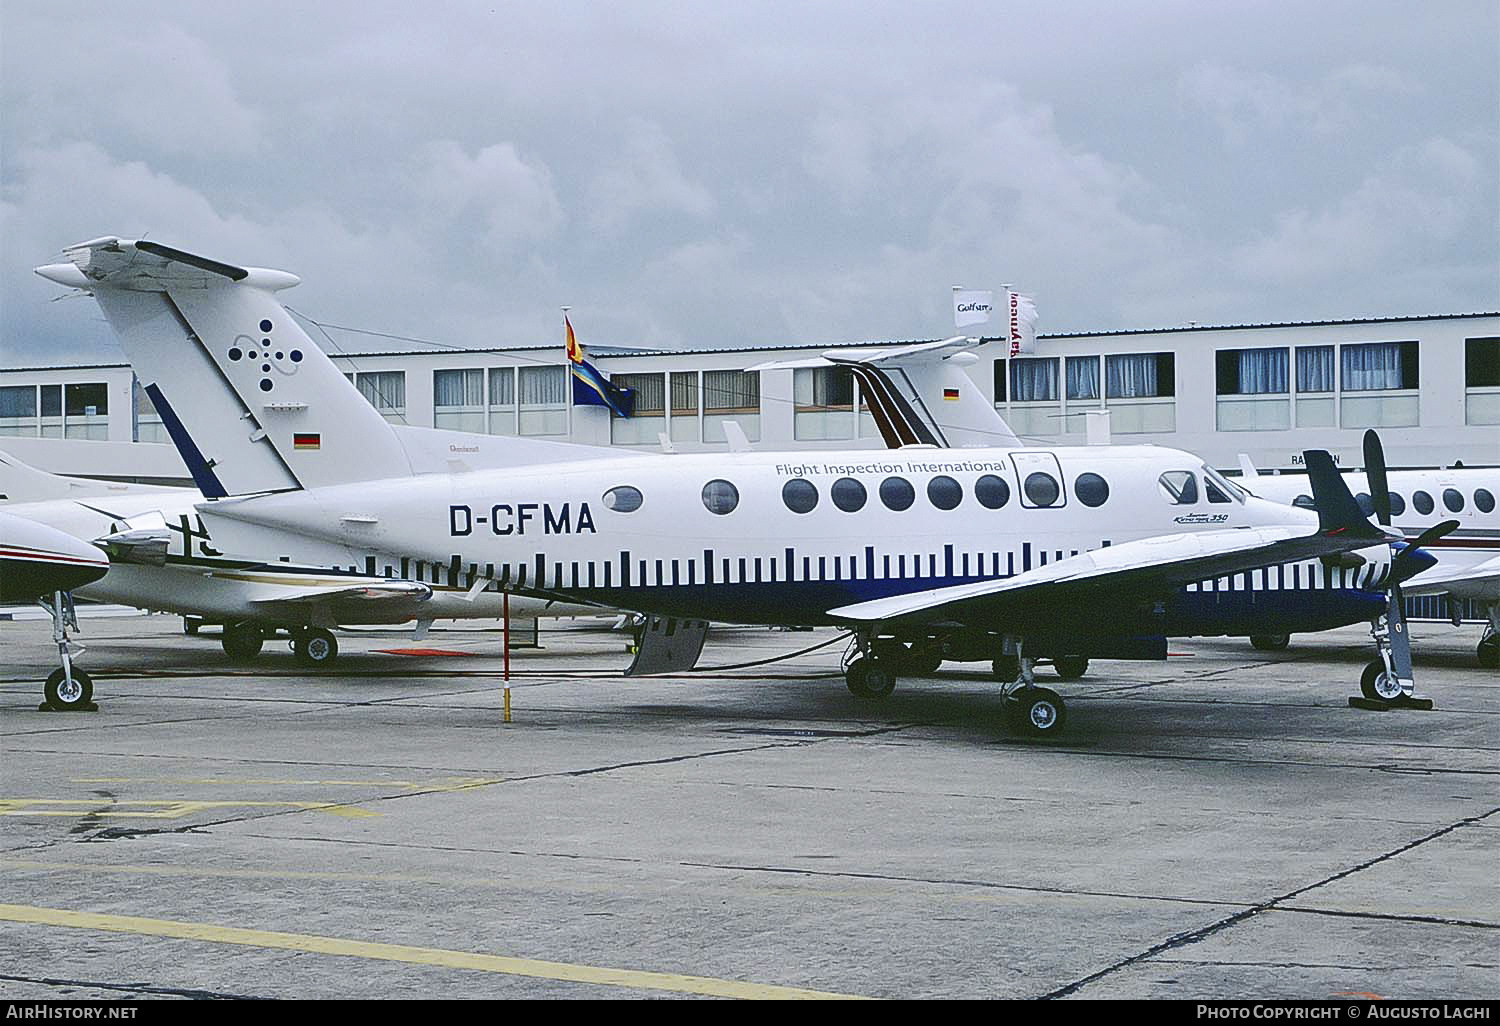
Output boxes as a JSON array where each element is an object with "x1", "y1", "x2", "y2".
[{"x1": 1009, "y1": 451, "x2": 1068, "y2": 509}]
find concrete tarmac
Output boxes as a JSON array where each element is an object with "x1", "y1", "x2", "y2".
[{"x1": 1, "y1": 614, "x2": 1495, "y2": 1000}]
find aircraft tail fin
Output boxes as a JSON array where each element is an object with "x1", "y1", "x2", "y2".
[
  {"x1": 0, "y1": 446, "x2": 179, "y2": 503},
  {"x1": 36, "y1": 238, "x2": 414, "y2": 497}
]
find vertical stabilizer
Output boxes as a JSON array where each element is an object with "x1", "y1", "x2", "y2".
[{"x1": 36, "y1": 239, "x2": 413, "y2": 495}]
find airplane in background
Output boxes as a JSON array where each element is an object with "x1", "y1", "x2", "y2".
[
  {"x1": 35, "y1": 238, "x2": 1452, "y2": 735},
  {"x1": 0, "y1": 449, "x2": 597, "y2": 684},
  {"x1": 1237, "y1": 450, "x2": 1499, "y2": 670},
  {"x1": 0, "y1": 509, "x2": 110, "y2": 708}
]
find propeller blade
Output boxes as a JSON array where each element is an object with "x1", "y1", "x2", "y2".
[
  {"x1": 1363, "y1": 429, "x2": 1391, "y2": 527},
  {"x1": 1386, "y1": 581, "x2": 1414, "y2": 686},
  {"x1": 1390, "y1": 519, "x2": 1460, "y2": 583}
]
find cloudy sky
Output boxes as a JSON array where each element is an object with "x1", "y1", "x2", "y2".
[{"x1": 3, "y1": 1, "x2": 1496, "y2": 365}]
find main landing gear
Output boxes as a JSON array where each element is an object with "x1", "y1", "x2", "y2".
[
  {"x1": 842, "y1": 631, "x2": 1072, "y2": 737},
  {"x1": 1479, "y1": 608, "x2": 1499, "y2": 671},
  {"x1": 39, "y1": 591, "x2": 94, "y2": 712},
  {"x1": 219, "y1": 622, "x2": 341, "y2": 667}
]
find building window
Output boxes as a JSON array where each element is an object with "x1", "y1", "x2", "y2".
[
  {"x1": 64, "y1": 383, "x2": 109, "y2": 440},
  {"x1": 704, "y1": 370, "x2": 761, "y2": 443},
  {"x1": 1010, "y1": 358, "x2": 1059, "y2": 402},
  {"x1": 356, "y1": 371, "x2": 406, "y2": 423},
  {"x1": 1106, "y1": 353, "x2": 1174, "y2": 398},
  {"x1": 0, "y1": 385, "x2": 38, "y2": 436},
  {"x1": 132, "y1": 378, "x2": 167, "y2": 443},
  {"x1": 794, "y1": 366, "x2": 855, "y2": 440},
  {"x1": 488, "y1": 367, "x2": 517, "y2": 435},
  {"x1": 669, "y1": 371, "x2": 699, "y2": 444},
  {"x1": 433, "y1": 369, "x2": 486, "y2": 432},
  {"x1": 1066, "y1": 356, "x2": 1100, "y2": 400},
  {"x1": 518, "y1": 366, "x2": 567, "y2": 436},
  {"x1": 1341, "y1": 341, "x2": 1418, "y2": 428},
  {"x1": 611, "y1": 372, "x2": 665, "y2": 445},
  {"x1": 1216, "y1": 347, "x2": 1290, "y2": 431},
  {"x1": 1465, "y1": 337, "x2": 1500, "y2": 425},
  {"x1": 1296, "y1": 346, "x2": 1335, "y2": 392}
]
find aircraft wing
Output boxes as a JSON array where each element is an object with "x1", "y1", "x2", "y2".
[
  {"x1": 244, "y1": 580, "x2": 434, "y2": 608},
  {"x1": 827, "y1": 522, "x2": 1388, "y2": 629},
  {"x1": 1399, "y1": 554, "x2": 1500, "y2": 599}
]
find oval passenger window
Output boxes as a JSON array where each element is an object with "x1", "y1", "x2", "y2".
[{"x1": 603, "y1": 486, "x2": 643, "y2": 513}]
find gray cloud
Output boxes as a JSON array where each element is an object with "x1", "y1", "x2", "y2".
[{"x1": 2, "y1": 1, "x2": 1496, "y2": 367}]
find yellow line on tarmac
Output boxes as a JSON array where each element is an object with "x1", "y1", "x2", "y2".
[{"x1": 0, "y1": 904, "x2": 864, "y2": 1001}]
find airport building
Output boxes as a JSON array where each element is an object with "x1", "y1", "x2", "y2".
[{"x1": 1, "y1": 312, "x2": 1495, "y2": 485}]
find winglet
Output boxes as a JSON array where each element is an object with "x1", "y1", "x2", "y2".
[{"x1": 1303, "y1": 449, "x2": 1388, "y2": 540}]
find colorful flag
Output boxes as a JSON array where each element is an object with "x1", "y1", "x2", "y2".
[
  {"x1": 293, "y1": 433, "x2": 321, "y2": 450},
  {"x1": 1006, "y1": 291, "x2": 1039, "y2": 357},
  {"x1": 565, "y1": 315, "x2": 635, "y2": 418}
]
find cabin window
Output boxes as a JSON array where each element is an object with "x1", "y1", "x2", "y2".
[
  {"x1": 1412, "y1": 491, "x2": 1434, "y2": 515},
  {"x1": 1024, "y1": 472, "x2": 1060, "y2": 508},
  {"x1": 974, "y1": 474, "x2": 1010, "y2": 510},
  {"x1": 603, "y1": 486, "x2": 643, "y2": 513},
  {"x1": 1475, "y1": 489, "x2": 1495, "y2": 514},
  {"x1": 701, "y1": 479, "x2": 739, "y2": 515},
  {"x1": 1159, "y1": 471, "x2": 1199, "y2": 505},
  {"x1": 831, "y1": 477, "x2": 867, "y2": 512},
  {"x1": 927, "y1": 476, "x2": 962, "y2": 511},
  {"x1": 1292, "y1": 494, "x2": 1315, "y2": 509},
  {"x1": 782, "y1": 478, "x2": 818, "y2": 514},
  {"x1": 1388, "y1": 493, "x2": 1406, "y2": 516},
  {"x1": 1074, "y1": 473, "x2": 1109, "y2": 507},
  {"x1": 880, "y1": 477, "x2": 915, "y2": 511},
  {"x1": 1443, "y1": 488, "x2": 1465, "y2": 513},
  {"x1": 1355, "y1": 492, "x2": 1375, "y2": 517}
]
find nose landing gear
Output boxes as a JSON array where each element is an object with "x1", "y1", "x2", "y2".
[{"x1": 39, "y1": 591, "x2": 95, "y2": 712}]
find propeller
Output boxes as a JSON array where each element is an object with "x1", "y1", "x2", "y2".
[{"x1": 1362, "y1": 430, "x2": 1459, "y2": 697}]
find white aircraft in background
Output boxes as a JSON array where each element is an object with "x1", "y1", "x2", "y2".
[
  {"x1": 0, "y1": 448, "x2": 596, "y2": 694},
  {"x1": 1237, "y1": 447, "x2": 1499, "y2": 669},
  {"x1": 35, "y1": 238, "x2": 1452, "y2": 735},
  {"x1": 0, "y1": 509, "x2": 109, "y2": 708}
]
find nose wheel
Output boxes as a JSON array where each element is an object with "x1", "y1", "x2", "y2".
[{"x1": 38, "y1": 591, "x2": 95, "y2": 712}]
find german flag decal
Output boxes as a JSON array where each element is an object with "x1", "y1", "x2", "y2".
[
  {"x1": 293, "y1": 433, "x2": 321, "y2": 450},
  {"x1": 942, "y1": 388, "x2": 960, "y2": 401}
]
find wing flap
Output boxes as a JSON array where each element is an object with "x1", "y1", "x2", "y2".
[{"x1": 245, "y1": 580, "x2": 434, "y2": 608}]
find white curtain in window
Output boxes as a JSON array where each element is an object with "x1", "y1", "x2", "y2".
[
  {"x1": 1066, "y1": 356, "x2": 1099, "y2": 400},
  {"x1": 1342, "y1": 343, "x2": 1402, "y2": 390},
  {"x1": 1010, "y1": 358, "x2": 1058, "y2": 401},
  {"x1": 704, "y1": 370, "x2": 759, "y2": 411},
  {"x1": 488, "y1": 367, "x2": 515, "y2": 406},
  {"x1": 612, "y1": 373, "x2": 666, "y2": 415},
  {"x1": 671, "y1": 372, "x2": 699, "y2": 414},
  {"x1": 1106, "y1": 354, "x2": 1157, "y2": 398},
  {"x1": 795, "y1": 367, "x2": 853, "y2": 408},
  {"x1": 1237, "y1": 348, "x2": 1288, "y2": 394},
  {"x1": 434, "y1": 369, "x2": 484, "y2": 407},
  {"x1": 519, "y1": 366, "x2": 565, "y2": 405},
  {"x1": 1297, "y1": 346, "x2": 1335, "y2": 393},
  {"x1": 358, "y1": 372, "x2": 405, "y2": 411}
]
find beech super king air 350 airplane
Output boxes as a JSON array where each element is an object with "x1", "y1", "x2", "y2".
[{"x1": 35, "y1": 239, "x2": 1451, "y2": 735}]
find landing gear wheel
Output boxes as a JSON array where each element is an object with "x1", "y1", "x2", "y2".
[
  {"x1": 293, "y1": 628, "x2": 339, "y2": 667},
  {"x1": 1250, "y1": 633, "x2": 1291, "y2": 652},
  {"x1": 1006, "y1": 688, "x2": 1067, "y2": 737},
  {"x1": 1053, "y1": 656, "x2": 1089, "y2": 680},
  {"x1": 863, "y1": 662, "x2": 897, "y2": 699},
  {"x1": 44, "y1": 666, "x2": 93, "y2": 710},
  {"x1": 991, "y1": 653, "x2": 1020, "y2": 683},
  {"x1": 845, "y1": 657, "x2": 871, "y2": 697},
  {"x1": 222, "y1": 622, "x2": 265, "y2": 662},
  {"x1": 1479, "y1": 635, "x2": 1499, "y2": 670},
  {"x1": 1360, "y1": 660, "x2": 1404, "y2": 703}
]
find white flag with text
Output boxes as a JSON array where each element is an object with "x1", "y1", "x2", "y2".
[
  {"x1": 1006, "y1": 290, "x2": 1039, "y2": 356},
  {"x1": 952, "y1": 289, "x2": 994, "y2": 329}
]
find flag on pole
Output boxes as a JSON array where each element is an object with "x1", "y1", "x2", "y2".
[
  {"x1": 566, "y1": 315, "x2": 635, "y2": 417},
  {"x1": 1006, "y1": 290, "x2": 1039, "y2": 357},
  {"x1": 952, "y1": 288, "x2": 994, "y2": 329}
]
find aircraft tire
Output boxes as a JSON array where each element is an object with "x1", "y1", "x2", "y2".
[
  {"x1": 1479, "y1": 636, "x2": 1499, "y2": 670},
  {"x1": 1250, "y1": 634, "x2": 1291, "y2": 652},
  {"x1": 222, "y1": 622, "x2": 265, "y2": 662},
  {"x1": 1053, "y1": 656, "x2": 1089, "y2": 680},
  {"x1": 1006, "y1": 688, "x2": 1066, "y2": 737},
  {"x1": 862, "y1": 661, "x2": 897, "y2": 699},
  {"x1": 44, "y1": 666, "x2": 93, "y2": 710},
  {"x1": 902, "y1": 644, "x2": 944, "y2": 676},
  {"x1": 845, "y1": 658, "x2": 871, "y2": 697},
  {"x1": 1360, "y1": 660, "x2": 1403, "y2": 703},
  {"x1": 294, "y1": 628, "x2": 339, "y2": 667}
]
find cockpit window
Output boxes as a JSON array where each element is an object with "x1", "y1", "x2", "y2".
[
  {"x1": 1205, "y1": 478, "x2": 1232, "y2": 504},
  {"x1": 1159, "y1": 471, "x2": 1198, "y2": 505},
  {"x1": 1203, "y1": 465, "x2": 1247, "y2": 503}
]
